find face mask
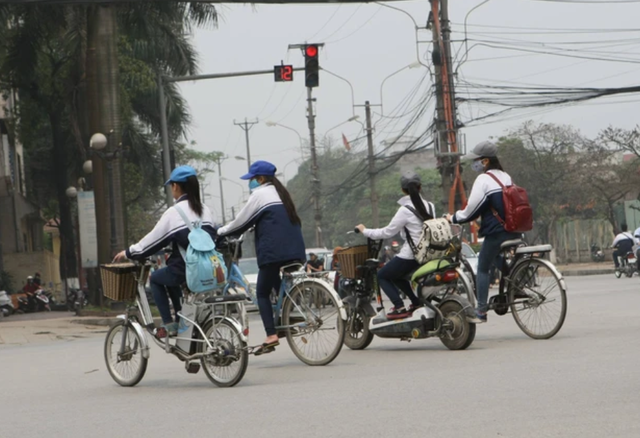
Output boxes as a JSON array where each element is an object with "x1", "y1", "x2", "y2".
[
  {"x1": 471, "y1": 160, "x2": 485, "y2": 173},
  {"x1": 249, "y1": 179, "x2": 261, "y2": 191}
]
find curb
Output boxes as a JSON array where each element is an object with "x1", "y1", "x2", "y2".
[
  {"x1": 560, "y1": 269, "x2": 615, "y2": 277},
  {"x1": 72, "y1": 317, "x2": 162, "y2": 327}
]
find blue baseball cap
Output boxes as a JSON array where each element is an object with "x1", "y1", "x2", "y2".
[
  {"x1": 240, "y1": 160, "x2": 277, "y2": 180},
  {"x1": 164, "y1": 165, "x2": 197, "y2": 186}
]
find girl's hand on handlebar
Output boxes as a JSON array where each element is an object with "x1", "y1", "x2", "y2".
[
  {"x1": 444, "y1": 214, "x2": 453, "y2": 223},
  {"x1": 113, "y1": 250, "x2": 127, "y2": 263},
  {"x1": 355, "y1": 224, "x2": 366, "y2": 234}
]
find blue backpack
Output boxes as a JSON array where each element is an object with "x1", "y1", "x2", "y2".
[{"x1": 174, "y1": 205, "x2": 227, "y2": 293}]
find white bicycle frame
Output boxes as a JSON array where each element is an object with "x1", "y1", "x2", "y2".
[{"x1": 123, "y1": 264, "x2": 248, "y2": 361}]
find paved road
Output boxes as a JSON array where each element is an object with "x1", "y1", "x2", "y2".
[{"x1": 1, "y1": 275, "x2": 639, "y2": 438}]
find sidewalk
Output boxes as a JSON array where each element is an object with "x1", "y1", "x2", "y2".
[
  {"x1": 555, "y1": 262, "x2": 615, "y2": 277},
  {"x1": 0, "y1": 316, "x2": 111, "y2": 347}
]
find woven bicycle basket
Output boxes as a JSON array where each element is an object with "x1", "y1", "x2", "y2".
[
  {"x1": 336, "y1": 245, "x2": 369, "y2": 279},
  {"x1": 100, "y1": 263, "x2": 149, "y2": 302}
]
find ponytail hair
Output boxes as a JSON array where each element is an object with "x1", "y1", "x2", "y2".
[
  {"x1": 177, "y1": 175, "x2": 203, "y2": 217},
  {"x1": 263, "y1": 176, "x2": 301, "y2": 226},
  {"x1": 405, "y1": 183, "x2": 432, "y2": 221}
]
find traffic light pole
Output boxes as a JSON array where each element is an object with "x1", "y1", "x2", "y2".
[
  {"x1": 157, "y1": 66, "x2": 303, "y2": 205},
  {"x1": 306, "y1": 86, "x2": 323, "y2": 248}
]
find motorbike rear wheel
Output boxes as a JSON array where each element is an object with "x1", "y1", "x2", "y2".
[
  {"x1": 438, "y1": 300, "x2": 476, "y2": 350},
  {"x1": 344, "y1": 306, "x2": 374, "y2": 350}
]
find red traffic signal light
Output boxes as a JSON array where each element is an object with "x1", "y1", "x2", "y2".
[
  {"x1": 305, "y1": 45, "x2": 318, "y2": 58},
  {"x1": 304, "y1": 45, "x2": 320, "y2": 88}
]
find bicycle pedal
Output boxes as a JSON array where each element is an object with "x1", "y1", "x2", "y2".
[{"x1": 185, "y1": 362, "x2": 201, "y2": 374}]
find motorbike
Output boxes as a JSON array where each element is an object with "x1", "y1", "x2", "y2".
[
  {"x1": 16, "y1": 289, "x2": 51, "y2": 313},
  {"x1": 615, "y1": 251, "x2": 637, "y2": 278},
  {"x1": 0, "y1": 290, "x2": 14, "y2": 317},
  {"x1": 67, "y1": 288, "x2": 89, "y2": 312},
  {"x1": 590, "y1": 244, "x2": 605, "y2": 263},
  {"x1": 339, "y1": 226, "x2": 476, "y2": 351}
]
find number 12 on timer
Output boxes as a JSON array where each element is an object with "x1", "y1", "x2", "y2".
[{"x1": 274, "y1": 65, "x2": 294, "y2": 82}]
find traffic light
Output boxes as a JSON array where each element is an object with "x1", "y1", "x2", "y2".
[{"x1": 304, "y1": 44, "x2": 319, "y2": 88}]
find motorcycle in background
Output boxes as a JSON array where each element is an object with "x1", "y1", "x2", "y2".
[
  {"x1": 615, "y1": 252, "x2": 637, "y2": 278},
  {"x1": 0, "y1": 290, "x2": 14, "y2": 317},
  {"x1": 590, "y1": 244, "x2": 605, "y2": 263}
]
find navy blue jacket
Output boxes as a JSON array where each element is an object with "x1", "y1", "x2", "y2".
[
  {"x1": 126, "y1": 196, "x2": 217, "y2": 278},
  {"x1": 217, "y1": 184, "x2": 306, "y2": 268},
  {"x1": 452, "y1": 170, "x2": 511, "y2": 237}
]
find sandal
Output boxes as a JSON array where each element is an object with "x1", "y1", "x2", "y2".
[{"x1": 253, "y1": 341, "x2": 280, "y2": 356}]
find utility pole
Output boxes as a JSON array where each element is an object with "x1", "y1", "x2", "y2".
[
  {"x1": 215, "y1": 155, "x2": 226, "y2": 224},
  {"x1": 306, "y1": 87, "x2": 323, "y2": 247},
  {"x1": 234, "y1": 118, "x2": 258, "y2": 171},
  {"x1": 231, "y1": 206, "x2": 235, "y2": 220},
  {"x1": 364, "y1": 101, "x2": 380, "y2": 227},
  {"x1": 430, "y1": 0, "x2": 467, "y2": 215}
]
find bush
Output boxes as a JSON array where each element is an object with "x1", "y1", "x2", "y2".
[{"x1": 0, "y1": 271, "x2": 14, "y2": 293}]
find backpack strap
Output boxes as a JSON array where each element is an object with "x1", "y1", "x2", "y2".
[
  {"x1": 402, "y1": 205, "x2": 423, "y2": 256},
  {"x1": 174, "y1": 204, "x2": 192, "y2": 260},
  {"x1": 174, "y1": 205, "x2": 193, "y2": 231},
  {"x1": 485, "y1": 172, "x2": 508, "y2": 228}
]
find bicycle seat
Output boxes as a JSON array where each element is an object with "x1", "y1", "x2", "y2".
[
  {"x1": 204, "y1": 294, "x2": 248, "y2": 304},
  {"x1": 364, "y1": 258, "x2": 379, "y2": 268},
  {"x1": 500, "y1": 239, "x2": 524, "y2": 251},
  {"x1": 281, "y1": 262, "x2": 304, "y2": 273},
  {"x1": 515, "y1": 244, "x2": 552, "y2": 254}
]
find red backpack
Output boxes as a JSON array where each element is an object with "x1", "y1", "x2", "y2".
[{"x1": 486, "y1": 172, "x2": 533, "y2": 233}]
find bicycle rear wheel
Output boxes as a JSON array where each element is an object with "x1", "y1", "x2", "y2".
[
  {"x1": 104, "y1": 320, "x2": 148, "y2": 387},
  {"x1": 282, "y1": 281, "x2": 345, "y2": 366},
  {"x1": 200, "y1": 319, "x2": 248, "y2": 387},
  {"x1": 508, "y1": 258, "x2": 567, "y2": 340}
]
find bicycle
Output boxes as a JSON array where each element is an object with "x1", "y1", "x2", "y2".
[
  {"x1": 474, "y1": 238, "x2": 568, "y2": 339},
  {"x1": 219, "y1": 237, "x2": 347, "y2": 366},
  {"x1": 102, "y1": 260, "x2": 249, "y2": 387}
]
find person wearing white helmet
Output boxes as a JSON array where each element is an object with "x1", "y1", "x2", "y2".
[{"x1": 356, "y1": 171, "x2": 436, "y2": 319}]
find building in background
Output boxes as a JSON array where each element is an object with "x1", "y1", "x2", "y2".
[{"x1": 0, "y1": 92, "x2": 57, "y2": 294}]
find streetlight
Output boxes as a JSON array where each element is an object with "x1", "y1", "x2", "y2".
[
  {"x1": 265, "y1": 121, "x2": 306, "y2": 159},
  {"x1": 324, "y1": 115, "x2": 360, "y2": 137},
  {"x1": 90, "y1": 131, "x2": 118, "y2": 257},
  {"x1": 379, "y1": 62, "x2": 422, "y2": 115},
  {"x1": 281, "y1": 158, "x2": 302, "y2": 185}
]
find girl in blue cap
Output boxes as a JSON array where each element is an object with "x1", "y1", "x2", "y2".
[
  {"x1": 218, "y1": 160, "x2": 305, "y2": 355},
  {"x1": 114, "y1": 165, "x2": 217, "y2": 338}
]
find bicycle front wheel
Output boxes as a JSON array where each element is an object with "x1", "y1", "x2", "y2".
[
  {"x1": 104, "y1": 320, "x2": 148, "y2": 387},
  {"x1": 282, "y1": 281, "x2": 345, "y2": 366},
  {"x1": 508, "y1": 259, "x2": 567, "y2": 340}
]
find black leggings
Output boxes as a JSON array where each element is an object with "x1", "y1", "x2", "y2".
[{"x1": 256, "y1": 263, "x2": 284, "y2": 337}]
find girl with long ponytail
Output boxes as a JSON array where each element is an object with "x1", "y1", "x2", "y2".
[
  {"x1": 355, "y1": 171, "x2": 436, "y2": 320},
  {"x1": 113, "y1": 165, "x2": 217, "y2": 338},
  {"x1": 217, "y1": 161, "x2": 306, "y2": 355}
]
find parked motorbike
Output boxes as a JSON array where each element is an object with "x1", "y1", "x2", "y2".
[
  {"x1": 615, "y1": 252, "x2": 637, "y2": 278},
  {"x1": 0, "y1": 290, "x2": 15, "y2": 317},
  {"x1": 339, "y1": 226, "x2": 476, "y2": 351},
  {"x1": 590, "y1": 244, "x2": 605, "y2": 263},
  {"x1": 67, "y1": 288, "x2": 88, "y2": 312}
]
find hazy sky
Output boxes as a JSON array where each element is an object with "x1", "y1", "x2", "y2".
[{"x1": 177, "y1": 0, "x2": 640, "y2": 223}]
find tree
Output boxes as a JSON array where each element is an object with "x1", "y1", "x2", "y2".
[
  {"x1": 493, "y1": 122, "x2": 594, "y2": 243},
  {"x1": 0, "y1": 3, "x2": 218, "y2": 293}
]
